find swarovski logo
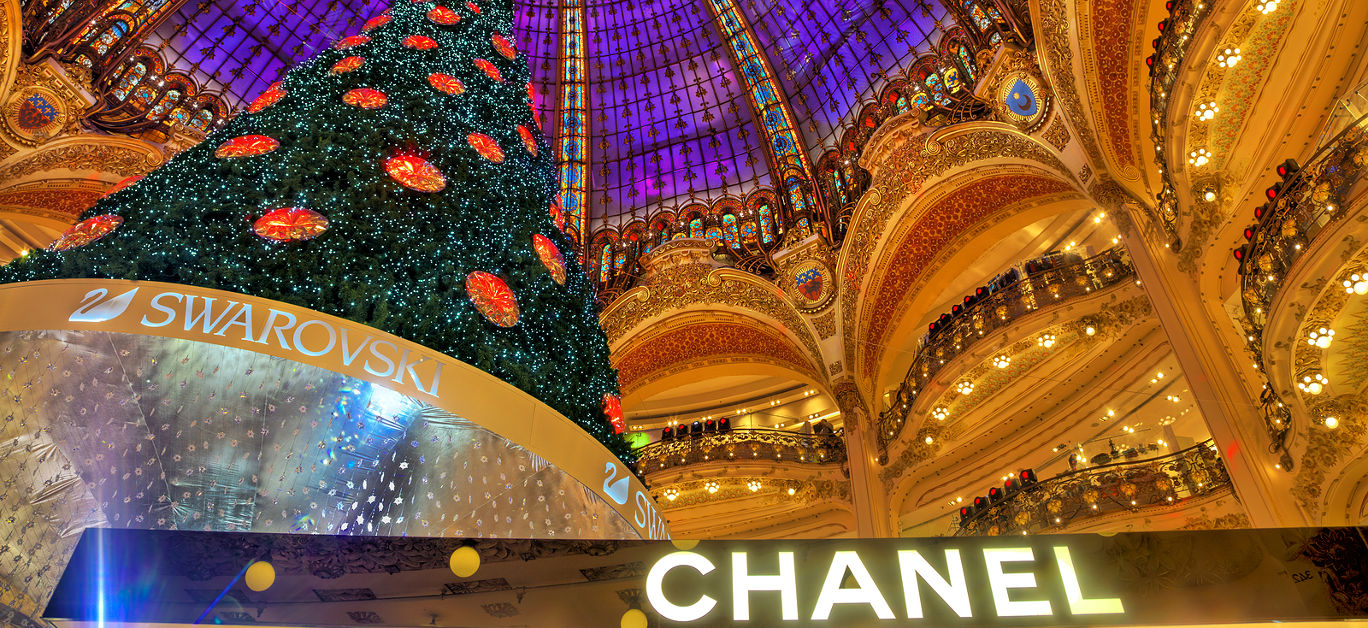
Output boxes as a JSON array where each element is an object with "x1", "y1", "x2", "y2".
[
  {"x1": 68, "y1": 287, "x2": 139, "y2": 323},
  {"x1": 603, "y1": 462, "x2": 630, "y2": 505}
]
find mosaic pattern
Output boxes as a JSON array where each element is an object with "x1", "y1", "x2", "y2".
[{"x1": 612, "y1": 322, "x2": 814, "y2": 393}]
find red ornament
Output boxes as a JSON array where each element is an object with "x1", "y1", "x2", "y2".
[
  {"x1": 334, "y1": 34, "x2": 370, "y2": 50},
  {"x1": 104, "y1": 175, "x2": 143, "y2": 197},
  {"x1": 343, "y1": 87, "x2": 387, "y2": 109},
  {"x1": 517, "y1": 125, "x2": 537, "y2": 156},
  {"x1": 465, "y1": 1, "x2": 481, "y2": 13},
  {"x1": 253, "y1": 208, "x2": 329, "y2": 242},
  {"x1": 403, "y1": 35, "x2": 438, "y2": 50},
  {"x1": 532, "y1": 233, "x2": 566, "y2": 285},
  {"x1": 428, "y1": 73, "x2": 465, "y2": 95},
  {"x1": 361, "y1": 15, "x2": 390, "y2": 31},
  {"x1": 215, "y1": 134, "x2": 280, "y2": 158},
  {"x1": 492, "y1": 33, "x2": 516, "y2": 59},
  {"x1": 549, "y1": 196, "x2": 566, "y2": 231},
  {"x1": 428, "y1": 6, "x2": 460, "y2": 24},
  {"x1": 467, "y1": 133, "x2": 504, "y2": 163},
  {"x1": 331, "y1": 56, "x2": 364, "y2": 75},
  {"x1": 247, "y1": 82, "x2": 285, "y2": 113},
  {"x1": 526, "y1": 81, "x2": 535, "y2": 103},
  {"x1": 602, "y1": 394, "x2": 626, "y2": 434},
  {"x1": 473, "y1": 58, "x2": 502, "y2": 82},
  {"x1": 465, "y1": 271, "x2": 518, "y2": 327},
  {"x1": 50, "y1": 215, "x2": 123, "y2": 251},
  {"x1": 385, "y1": 154, "x2": 447, "y2": 192}
]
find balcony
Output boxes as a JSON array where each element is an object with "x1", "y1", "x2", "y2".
[
  {"x1": 632, "y1": 428, "x2": 847, "y2": 474},
  {"x1": 954, "y1": 440, "x2": 1231, "y2": 536},
  {"x1": 878, "y1": 247, "x2": 1137, "y2": 448}
]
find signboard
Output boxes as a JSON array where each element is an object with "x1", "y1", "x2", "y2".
[
  {"x1": 44, "y1": 527, "x2": 1368, "y2": 627},
  {"x1": 0, "y1": 279, "x2": 667, "y2": 541}
]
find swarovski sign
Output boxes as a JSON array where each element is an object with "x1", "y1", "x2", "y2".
[
  {"x1": 71, "y1": 286, "x2": 445, "y2": 397},
  {"x1": 646, "y1": 543, "x2": 1125, "y2": 625},
  {"x1": 0, "y1": 279, "x2": 670, "y2": 542}
]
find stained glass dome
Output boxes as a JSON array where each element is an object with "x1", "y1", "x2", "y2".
[{"x1": 36, "y1": 0, "x2": 981, "y2": 229}]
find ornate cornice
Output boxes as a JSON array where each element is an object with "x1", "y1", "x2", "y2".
[
  {"x1": 613, "y1": 320, "x2": 819, "y2": 395},
  {"x1": 600, "y1": 264, "x2": 823, "y2": 366},
  {"x1": 836, "y1": 125, "x2": 1073, "y2": 385},
  {"x1": 1035, "y1": 0, "x2": 1105, "y2": 164}
]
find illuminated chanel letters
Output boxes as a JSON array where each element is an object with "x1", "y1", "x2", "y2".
[{"x1": 645, "y1": 545, "x2": 1124, "y2": 623}]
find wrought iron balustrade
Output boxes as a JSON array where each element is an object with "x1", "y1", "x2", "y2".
[
  {"x1": 633, "y1": 428, "x2": 846, "y2": 473},
  {"x1": 1239, "y1": 110, "x2": 1368, "y2": 451},
  {"x1": 1148, "y1": 0, "x2": 1210, "y2": 244},
  {"x1": 955, "y1": 439, "x2": 1230, "y2": 536},
  {"x1": 877, "y1": 247, "x2": 1136, "y2": 448}
]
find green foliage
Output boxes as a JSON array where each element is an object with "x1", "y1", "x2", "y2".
[{"x1": 1, "y1": 0, "x2": 632, "y2": 461}]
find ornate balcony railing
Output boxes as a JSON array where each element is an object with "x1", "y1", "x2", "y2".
[
  {"x1": 954, "y1": 440, "x2": 1230, "y2": 536},
  {"x1": 877, "y1": 247, "x2": 1136, "y2": 448},
  {"x1": 632, "y1": 428, "x2": 847, "y2": 473},
  {"x1": 1148, "y1": 0, "x2": 1210, "y2": 245},
  {"x1": 1239, "y1": 110, "x2": 1368, "y2": 452}
]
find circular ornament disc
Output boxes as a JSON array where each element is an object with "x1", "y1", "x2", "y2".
[
  {"x1": 549, "y1": 196, "x2": 566, "y2": 231},
  {"x1": 532, "y1": 234, "x2": 566, "y2": 284},
  {"x1": 343, "y1": 88, "x2": 387, "y2": 109},
  {"x1": 467, "y1": 133, "x2": 504, "y2": 163},
  {"x1": 473, "y1": 58, "x2": 503, "y2": 82},
  {"x1": 516, "y1": 125, "x2": 537, "y2": 156},
  {"x1": 385, "y1": 155, "x2": 447, "y2": 192},
  {"x1": 465, "y1": 271, "x2": 518, "y2": 327},
  {"x1": 428, "y1": 6, "x2": 460, "y2": 24},
  {"x1": 50, "y1": 215, "x2": 123, "y2": 251},
  {"x1": 602, "y1": 394, "x2": 626, "y2": 434},
  {"x1": 215, "y1": 134, "x2": 280, "y2": 158},
  {"x1": 492, "y1": 33, "x2": 516, "y2": 59},
  {"x1": 334, "y1": 35, "x2": 370, "y2": 50},
  {"x1": 253, "y1": 208, "x2": 329, "y2": 242},
  {"x1": 428, "y1": 73, "x2": 466, "y2": 95},
  {"x1": 103, "y1": 175, "x2": 143, "y2": 197},
  {"x1": 361, "y1": 15, "x2": 390, "y2": 30},
  {"x1": 247, "y1": 82, "x2": 285, "y2": 113},
  {"x1": 403, "y1": 35, "x2": 438, "y2": 50},
  {"x1": 331, "y1": 56, "x2": 364, "y2": 75}
]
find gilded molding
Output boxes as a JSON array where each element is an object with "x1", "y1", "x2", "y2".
[
  {"x1": 1035, "y1": 0, "x2": 1105, "y2": 164},
  {"x1": 600, "y1": 264, "x2": 824, "y2": 367},
  {"x1": 837, "y1": 126, "x2": 1074, "y2": 382},
  {"x1": 0, "y1": 137, "x2": 163, "y2": 181}
]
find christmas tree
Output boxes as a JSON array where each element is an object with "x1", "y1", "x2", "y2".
[{"x1": 0, "y1": 0, "x2": 631, "y2": 459}]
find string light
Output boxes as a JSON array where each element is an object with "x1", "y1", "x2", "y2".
[{"x1": 0, "y1": 0, "x2": 637, "y2": 463}]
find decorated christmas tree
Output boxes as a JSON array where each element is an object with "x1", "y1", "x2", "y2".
[{"x1": 0, "y1": 0, "x2": 631, "y2": 459}]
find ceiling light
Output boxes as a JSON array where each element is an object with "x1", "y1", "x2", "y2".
[
  {"x1": 786, "y1": 487, "x2": 796, "y2": 496},
  {"x1": 1216, "y1": 48, "x2": 1241, "y2": 67},
  {"x1": 1343, "y1": 273, "x2": 1368, "y2": 295},
  {"x1": 1194, "y1": 102, "x2": 1219, "y2": 121},
  {"x1": 1298, "y1": 373, "x2": 1327, "y2": 395},
  {"x1": 747, "y1": 480, "x2": 761, "y2": 492},
  {"x1": 1307, "y1": 327, "x2": 1334, "y2": 348},
  {"x1": 955, "y1": 381, "x2": 974, "y2": 395},
  {"x1": 704, "y1": 481, "x2": 719, "y2": 494},
  {"x1": 1037, "y1": 334, "x2": 1056, "y2": 348},
  {"x1": 1256, "y1": 0, "x2": 1278, "y2": 14},
  {"x1": 1188, "y1": 148, "x2": 1210, "y2": 166},
  {"x1": 993, "y1": 355, "x2": 1011, "y2": 368},
  {"x1": 932, "y1": 407, "x2": 949, "y2": 421},
  {"x1": 1324, "y1": 416, "x2": 1339, "y2": 429},
  {"x1": 924, "y1": 435, "x2": 934, "y2": 444},
  {"x1": 664, "y1": 487, "x2": 678, "y2": 501}
]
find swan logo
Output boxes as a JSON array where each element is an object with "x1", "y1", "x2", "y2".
[
  {"x1": 68, "y1": 287, "x2": 139, "y2": 323},
  {"x1": 603, "y1": 462, "x2": 630, "y2": 505}
]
